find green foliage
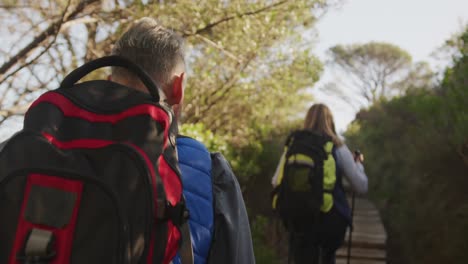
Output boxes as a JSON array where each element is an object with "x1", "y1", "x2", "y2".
[
  {"x1": 344, "y1": 27, "x2": 468, "y2": 264},
  {"x1": 251, "y1": 215, "x2": 281, "y2": 264},
  {"x1": 180, "y1": 121, "x2": 283, "y2": 188},
  {"x1": 441, "y1": 27, "x2": 468, "y2": 149},
  {"x1": 228, "y1": 141, "x2": 263, "y2": 182},
  {"x1": 179, "y1": 122, "x2": 229, "y2": 154}
]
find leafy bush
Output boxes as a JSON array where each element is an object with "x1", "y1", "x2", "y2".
[
  {"x1": 344, "y1": 27, "x2": 468, "y2": 264},
  {"x1": 179, "y1": 123, "x2": 230, "y2": 154}
]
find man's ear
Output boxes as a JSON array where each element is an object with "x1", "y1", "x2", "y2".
[{"x1": 171, "y1": 72, "x2": 184, "y2": 105}]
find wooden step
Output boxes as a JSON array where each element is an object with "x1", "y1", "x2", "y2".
[
  {"x1": 352, "y1": 211, "x2": 381, "y2": 217},
  {"x1": 336, "y1": 247, "x2": 386, "y2": 260},
  {"x1": 336, "y1": 258, "x2": 386, "y2": 264},
  {"x1": 346, "y1": 227, "x2": 386, "y2": 236},
  {"x1": 344, "y1": 233, "x2": 386, "y2": 245}
]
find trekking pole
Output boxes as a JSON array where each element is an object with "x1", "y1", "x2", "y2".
[{"x1": 346, "y1": 192, "x2": 356, "y2": 264}]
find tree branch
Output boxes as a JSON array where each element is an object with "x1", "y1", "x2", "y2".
[
  {"x1": 189, "y1": 56, "x2": 255, "y2": 124},
  {"x1": 182, "y1": 0, "x2": 289, "y2": 37},
  {"x1": 0, "y1": 0, "x2": 99, "y2": 80},
  {"x1": 84, "y1": 21, "x2": 99, "y2": 62},
  {"x1": 28, "y1": 65, "x2": 55, "y2": 89},
  {"x1": 0, "y1": 37, "x2": 61, "y2": 85},
  {"x1": 194, "y1": 34, "x2": 242, "y2": 63},
  {"x1": 0, "y1": 103, "x2": 31, "y2": 118},
  {"x1": 0, "y1": 4, "x2": 41, "y2": 10},
  {"x1": 0, "y1": 78, "x2": 14, "y2": 107}
]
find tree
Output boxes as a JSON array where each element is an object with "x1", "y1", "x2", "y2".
[
  {"x1": 0, "y1": 0, "x2": 340, "y2": 145},
  {"x1": 327, "y1": 42, "x2": 414, "y2": 106},
  {"x1": 391, "y1": 61, "x2": 436, "y2": 93}
]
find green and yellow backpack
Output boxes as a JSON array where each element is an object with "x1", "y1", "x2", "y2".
[{"x1": 272, "y1": 130, "x2": 336, "y2": 231}]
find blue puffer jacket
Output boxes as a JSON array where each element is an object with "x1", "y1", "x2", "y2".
[{"x1": 172, "y1": 136, "x2": 214, "y2": 264}]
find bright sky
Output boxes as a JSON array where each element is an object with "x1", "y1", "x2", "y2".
[{"x1": 311, "y1": 0, "x2": 468, "y2": 134}]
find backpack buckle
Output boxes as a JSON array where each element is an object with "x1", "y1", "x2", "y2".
[
  {"x1": 155, "y1": 199, "x2": 190, "y2": 227},
  {"x1": 17, "y1": 228, "x2": 56, "y2": 264},
  {"x1": 165, "y1": 201, "x2": 189, "y2": 227}
]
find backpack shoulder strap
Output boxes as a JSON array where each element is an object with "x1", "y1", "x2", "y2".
[
  {"x1": 284, "y1": 131, "x2": 296, "y2": 147},
  {"x1": 179, "y1": 218, "x2": 194, "y2": 264},
  {"x1": 285, "y1": 130, "x2": 304, "y2": 148}
]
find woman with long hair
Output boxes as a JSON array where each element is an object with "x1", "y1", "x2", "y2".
[{"x1": 272, "y1": 103, "x2": 368, "y2": 264}]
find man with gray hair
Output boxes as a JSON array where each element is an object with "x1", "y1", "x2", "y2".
[
  {"x1": 110, "y1": 17, "x2": 187, "y2": 264},
  {"x1": 111, "y1": 17, "x2": 185, "y2": 106}
]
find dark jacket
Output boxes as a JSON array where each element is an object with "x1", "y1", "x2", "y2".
[
  {"x1": 0, "y1": 138, "x2": 9, "y2": 152},
  {"x1": 208, "y1": 153, "x2": 255, "y2": 264}
]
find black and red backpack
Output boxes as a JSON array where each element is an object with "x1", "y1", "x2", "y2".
[{"x1": 0, "y1": 56, "x2": 191, "y2": 264}]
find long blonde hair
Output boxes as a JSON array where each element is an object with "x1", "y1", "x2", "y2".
[{"x1": 304, "y1": 104, "x2": 343, "y2": 146}]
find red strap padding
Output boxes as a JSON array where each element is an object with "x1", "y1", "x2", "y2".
[
  {"x1": 29, "y1": 92, "x2": 169, "y2": 148},
  {"x1": 42, "y1": 133, "x2": 114, "y2": 149},
  {"x1": 158, "y1": 157, "x2": 183, "y2": 264},
  {"x1": 163, "y1": 221, "x2": 182, "y2": 264},
  {"x1": 158, "y1": 156, "x2": 182, "y2": 207}
]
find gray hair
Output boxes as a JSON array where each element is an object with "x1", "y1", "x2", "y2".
[{"x1": 112, "y1": 17, "x2": 185, "y2": 86}]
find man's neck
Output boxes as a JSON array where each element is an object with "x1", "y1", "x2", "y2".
[{"x1": 112, "y1": 76, "x2": 167, "y2": 102}]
